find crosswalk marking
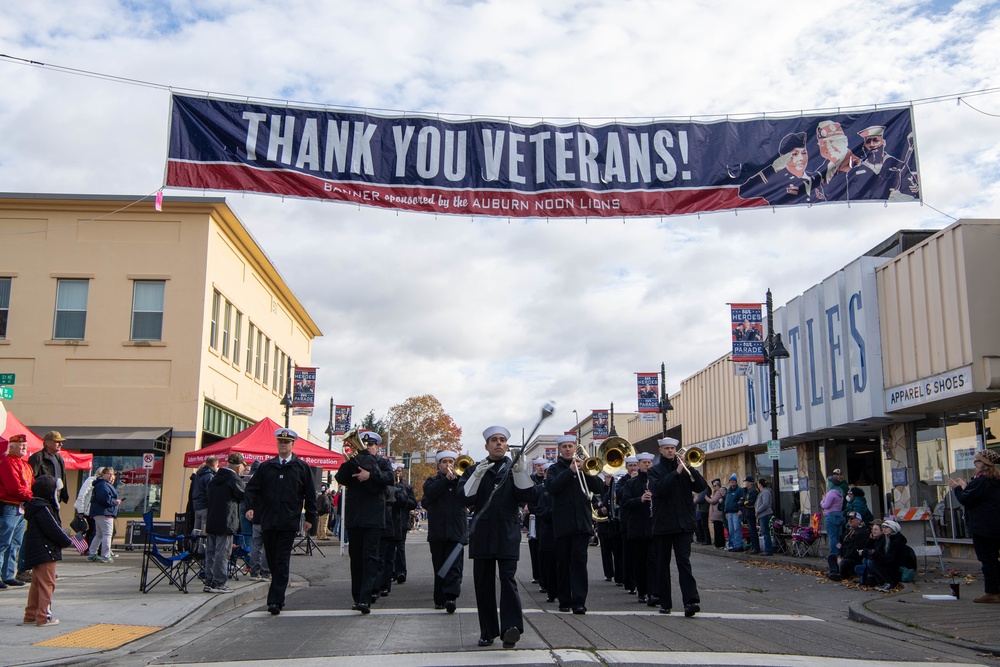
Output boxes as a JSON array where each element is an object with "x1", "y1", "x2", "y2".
[
  {"x1": 244, "y1": 608, "x2": 822, "y2": 622},
  {"x1": 154, "y1": 649, "x2": 988, "y2": 667}
]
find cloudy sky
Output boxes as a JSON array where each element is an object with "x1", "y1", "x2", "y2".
[{"x1": 2, "y1": 1, "x2": 999, "y2": 452}]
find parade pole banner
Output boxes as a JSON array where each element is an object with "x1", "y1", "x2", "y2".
[
  {"x1": 165, "y1": 94, "x2": 921, "y2": 219},
  {"x1": 591, "y1": 410, "x2": 609, "y2": 440},
  {"x1": 636, "y1": 372, "x2": 660, "y2": 412},
  {"x1": 291, "y1": 366, "x2": 316, "y2": 407},
  {"x1": 731, "y1": 304, "x2": 765, "y2": 362},
  {"x1": 333, "y1": 405, "x2": 353, "y2": 435}
]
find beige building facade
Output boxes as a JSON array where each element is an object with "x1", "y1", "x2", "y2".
[{"x1": 0, "y1": 193, "x2": 321, "y2": 532}]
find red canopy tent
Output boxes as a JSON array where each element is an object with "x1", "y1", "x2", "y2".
[
  {"x1": 0, "y1": 410, "x2": 93, "y2": 471},
  {"x1": 183, "y1": 417, "x2": 344, "y2": 470}
]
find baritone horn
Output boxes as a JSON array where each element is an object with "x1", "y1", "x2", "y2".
[
  {"x1": 454, "y1": 454, "x2": 475, "y2": 475},
  {"x1": 597, "y1": 435, "x2": 635, "y2": 475},
  {"x1": 341, "y1": 427, "x2": 363, "y2": 459}
]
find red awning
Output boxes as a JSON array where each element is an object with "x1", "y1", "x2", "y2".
[
  {"x1": 183, "y1": 417, "x2": 344, "y2": 470},
  {"x1": 1, "y1": 411, "x2": 94, "y2": 471}
]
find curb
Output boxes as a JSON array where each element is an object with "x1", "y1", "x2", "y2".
[{"x1": 848, "y1": 596, "x2": 1000, "y2": 657}]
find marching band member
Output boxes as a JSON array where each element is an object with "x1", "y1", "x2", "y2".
[
  {"x1": 333, "y1": 432, "x2": 393, "y2": 615},
  {"x1": 393, "y1": 465, "x2": 417, "y2": 584},
  {"x1": 526, "y1": 457, "x2": 547, "y2": 587},
  {"x1": 647, "y1": 437, "x2": 708, "y2": 617},
  {"x1": 422, "y1": 451, "x2": 467, "y2": 613},
  {"x1": 620, "y1": 453, "x2": 656, "y2": 603},
  {"x1": 535, "y1": 462, "x2": 557, "y2": 602},
  {"x1": 459, "y1": 426, "x2": 535, "y2": 649},
  {"x1": 545, "y1": 434, "x2": 605, "y2": 614}
]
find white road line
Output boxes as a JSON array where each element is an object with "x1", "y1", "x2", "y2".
[
  {"x1": 244, "y1": 608, "x2": 822, "y2": 622},
  {"x1": 154, "y1": 650, "x2": 988, "y2": 667}
]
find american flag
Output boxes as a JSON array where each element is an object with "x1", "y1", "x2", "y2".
[{"x1": 69, "y1": 533, "x2": 88, "y2": 555}]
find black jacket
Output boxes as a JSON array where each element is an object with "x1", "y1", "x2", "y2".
[
  {"x1": 191, "y1": 465, "x2": 215, "y2": 511},
  {"x1": 244, "y1": 454, "x2": 317, "y2": 531},
  {"x1": 393, "y1": 479, "x2": 417, "y2": 539},
  {"x1": 423, "y1": 472, "x2": 468, "y2": 543},
  {"x1": 535, "y1": 489, "x2": 555, "y2": 551},
  {"x1": 838, "y1": 522, "x2": 872, "y2": 559},
  {"x1": 544, "y1": 457, "x2": 605, "y2": 538},
  {"x1": 647, "y1": 456, "x2": 708, "y2": 535},
  {"x1": 28, "y1": 451, "x2": 69, "y2": 505},
  {"x1": 954, "y1": 475, "x2": 1000, "y2": 539},
  {"x1": 458, "y1": 456, "x2": 534, "y2": 560},
  {"x1": 22, "y1": 497, "x2": 73, "y2": 570},
  {"x1": 206, "y1": 467, "x2": 246, "y2": 536},
  {"x1": 334, "y1": 451, "x2": 393, "y2": 529},
  {"x1": 619, "y1": 472, "x2": 652, "y2": 539}
]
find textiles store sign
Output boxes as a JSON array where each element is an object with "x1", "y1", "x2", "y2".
[
  {"x1": 746, "y1": 256, "x2": 887, "y2": 444},
  {"x1": 884, "y1": 365, "x2": 973, "y2": 411}
]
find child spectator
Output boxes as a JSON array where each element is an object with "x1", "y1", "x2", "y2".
[{"x1": 21, "y1": 475, "x2": 73, "y2": 627}]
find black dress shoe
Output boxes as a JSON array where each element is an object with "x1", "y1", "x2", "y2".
[
  {"x1": 0, "y1": 581, "x2": 8, "y2": 590},
  {"x1": 445, "y1": 600, "x2": 457, "y2": 614},
  {"x1": 477, "y1": 638, "x2": 494, "y2": 647},
  {"x1": 356, "y1": 602, "x2": 371, "y2": 615},
  {"x1": 434, "y1": 604, "x2": 446, "y2": 610},
  {"x1": 370, "y1": 593, "x2": 379, "y2": 603},
  {"x1": 538, "y1": 587, "x2": 546, "y2": 593},
  {"x1": 396, "y1": 574, "x2": 406, "y2": 584},
  {"x1": 545, "y1": 597, "x2": 556, "y2": 603},
  {"x1": 615, "y1": 582, "x2": 624, "y2": 587},
  {"x1": 658, "y1": 607, "x2": 670, "y2": 614},
  {"x1": 647, "y1": 596, "x2": 659, "y2": 607},
  {"x1": 625, "y1": 588, "x2": 636, "y2": 594},
  {"x1": 637, "y1": 595, "x2": 647, "y2": 604},
  {"x1": 558, "y1": 606, "x2": 571, "y2": 612},
  {"x1": 604, "y1": 576, "x2": 612, "y2": 582},
  {"x1": 530, "y1": 578, "x2": 538, "y2": 584},
  {"x1": 572, "y1": 606, "x2": 586, "y2": 615},
  {"x1": 268, "y1": 604, "x2": 281, "y2": 615},
  {"x1": 684, "y1": 603, "x2": 700, "y2": 617},
  {"x1": 501, "y1": 626, "x2": 520, "y2": 649},
  {"x1": 380, "y1": 589, "x2": 389, "y2": 597}
]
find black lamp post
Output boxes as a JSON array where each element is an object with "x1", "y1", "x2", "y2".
[
  {"x1": 324, "y1": 398, "x2": 335, "y2": 450},
  {"x1": 279, "y1": 357, "x2": 293, "y2": 428},
  {"x1": 660, "y1": 361, "x2": 674, "y2": 438},
  {"x1": 760, "y1": 289, "x2": 790, "y2": 519}
]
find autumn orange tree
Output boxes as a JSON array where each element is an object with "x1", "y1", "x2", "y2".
[{"x1": 386, "y1": 394, "x2": 462, "y2": 488}]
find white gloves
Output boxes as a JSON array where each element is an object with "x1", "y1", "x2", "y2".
[
  {"x1": 513, "y1": 465, "x2": 533, "y2": 490},
  {"x1": 464, "y1": 461, "x2": 490, "y2": 496},
  {"x1": 512, "y1": 455, "x2": 525, "y2": 474}
]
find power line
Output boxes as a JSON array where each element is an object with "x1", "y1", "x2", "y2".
[{"x1": 2, "y1": 52, "x2": 1000, "y2": 122}]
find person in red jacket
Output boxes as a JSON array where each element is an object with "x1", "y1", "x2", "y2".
[{"x1": 0, "y1": 434, "x2": 35, "y2": 588}]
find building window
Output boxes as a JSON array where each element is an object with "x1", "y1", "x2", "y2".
[
  {"x1": 130, "y1": 280, "x2": 165, "y2": 341},
  {"x1": 209, "y1": 290, "x2": 220, "y2": 349},
  {"x1": 272, "y1": 345, "x2": 280, "y2": 391},
  {"x1": 262, "y1": 335, "x2": 270, "y2": 386},
  {"x1": 232, "y1": 311, "x2": 242, "y2": 366},
  {"x1": 0, "y1": 277, "x2": 10, "y2": 339},
  {"x1": 221, "y1": 301, "x2": 232, "y2": 358},
  {"x1": 254, "y1": 329, "x2": 263, "y2": 380},
  {"x1": 246, "y1": 323, "x2": 256, "y2": 374},
  {"x1": 278, "y1": 351, "x2": 287, "y2": 394},
  {"x1": 53, "y1": 279, "x2": 89, "y2": 340}
]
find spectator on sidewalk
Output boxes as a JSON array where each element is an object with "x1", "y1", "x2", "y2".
[
  {"x1": 948, "y1": 448, "x2": 1000, "y2": 603},
  {"x1": 73, "y1": 468, "x2": 101, "y2": 549},
  {"x1": 242, "y1": 461, "x2": 270, "y2": 581},
  {"x1": 191, "y1": 457, "x2": 218, "y2": 533},
  {"x1": 21, "y1": 475, "x2": 72, "y2": 627},
  {"x1": 755, "y1": 478, "x2": 774, "y2": 555},
  {"x1": 315, "y1": 487, "x2": 332, "y2": 541},
  {"x1": 845, "y1": 487, "x2": 875, "y2": 525},
  {"x1": 0, "y1": 434, "x2": 34, "y2": 589},
  {"x1": 863, "y1": 519, "x2": 908, "y2": 591},
  {"x1": 706, "y1": 478, "x2": 726, "y2": 549},
  {"x1": 827, "y1": 511, "x2": 870, "y2": 581},
  {"x1": 27, "y1": 432, "x2": 70, "y2": 517},
  {"x1": 87, "y1": 467, "x2": 120, "y2": 562},
  {"x1": 741, "y1": 476, "x2": 759, "y2": 554},
  {"x1": 203, "y1": 453, "x2": 246, "y2": 594},
  {"x1": 821, "y1": 469, "x2": 847, "y2": 558},
  {"x1": 723, "y1": 474, "x2": 743, "y2": 551}
]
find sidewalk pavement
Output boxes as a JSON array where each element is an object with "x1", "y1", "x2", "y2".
[
  {"x1": 1, "y1": 537, "x2": 997, "y2": 667},
  {"x1": 691, "y1": 541, "x2": 1000, "y2": 656}
]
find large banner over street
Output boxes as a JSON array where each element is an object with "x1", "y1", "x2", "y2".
[{"x1": 165, "y1": 94, "x2": 920, "y2": 218}]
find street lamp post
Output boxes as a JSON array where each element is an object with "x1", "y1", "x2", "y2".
[
  {"x1": 761, "y1": 289, "x2": 790, "y2": 520},
  {"x1": 279, "y1": 357, "x2": 293, "y2": 428},
  {"x1": 660, "y1": 361, "x2": 674, "y2": 437}
]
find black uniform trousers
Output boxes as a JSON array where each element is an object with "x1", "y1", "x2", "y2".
[
  {"x1": 348, "y1": 527, "x2": 381, "y2": 604},
  {"x1": 538, "y1": 546, "x2": 557, "y2": 599},
  {"x1": 377, "y1": 537, "x2": 400, "y2": 594},
  {"x1": 394, "y1": 537, "x2": 407, "y2": 578},
  {"x1": 473, "y1": 558, "x2": 522, "y2": 640},
  {"x1": 743, "y1": 509, "x2": 759, "y2": 551},
  {"x1": 555, "y1": 533, "x2": 590, "y2": 607},
  {"x1": 527, "y1": 536, "x2": 540, "y2": 581},
  {"x1": 428, "y1": 541, "x2": 463, "y2": 605},
  {"x1": 261, "y1": 528, "x2": 297, "y2": 608},
  {"x1": 654, "y1": 532, "x2": 699, "y2": 611},
  {"x1": 597, "y1": 523, "x2": 614, "y2": 579},
  {"x1": 712, "y1": 519, "x2": 726, "y2": 548},
  {"x1": 625, "y1": 537, "x2": 650, "y2": 596}
]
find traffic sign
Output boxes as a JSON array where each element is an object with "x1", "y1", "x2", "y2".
[
  {"x1": 0, "y1": 387, "x2": 13, "y2": 400},
  {"x1": 767, "y1": 439, "x2": 781, "y2": 460},
  {"x1": 142, "y1": 453, "x2": 155, "y2": 469},
  {"x1": 0, "y1": 373, "x2": 14, "y2": 385}
]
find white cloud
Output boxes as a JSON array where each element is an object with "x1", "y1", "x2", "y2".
[{"x1": 1, "y1": 0, "x2": 997, "y2": 450}]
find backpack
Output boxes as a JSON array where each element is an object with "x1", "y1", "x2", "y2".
[{"x1": 899, "y1": 545, "x2": 918, "y2": 583}]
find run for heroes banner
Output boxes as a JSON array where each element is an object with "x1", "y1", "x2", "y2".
[
  {"x1": 592, "y1": 410, "x2": 609, "y2": 440},
  {"x1": 165, "y1": 94, "x2": 920, "y2": 219},
  {"x1": 292, "y1": 366, "x2": 316, "y2": 408},
  {"x1": 636, "y1": 373, "x2": 660, "y2": 412},
  {"x1": 731, "y1": 304, "x2": 764, "y2": 363},
  {"x1": 333, "y1": 405, "x2": 352, "y2": 435}
]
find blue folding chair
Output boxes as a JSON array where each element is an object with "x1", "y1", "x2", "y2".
[
  {"x1": 139, "y1": 511, "x2": 198, "y2": 593},
  {"x1": 228, "y1": 531, "x2": 253, "y2": 581}
]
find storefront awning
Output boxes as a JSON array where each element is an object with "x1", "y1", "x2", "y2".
[{"x1": 28, "y1": 426, "x2": 172, "y2": 453}]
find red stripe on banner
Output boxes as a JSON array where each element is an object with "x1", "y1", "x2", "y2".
[{"x1": 167, "y1": 161, "x2": 764, "y2": 219}]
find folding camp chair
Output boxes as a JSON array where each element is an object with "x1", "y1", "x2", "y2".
[
  {"x1": 228, "y1": 532, "x2": 253, "y2": 581},
  {"x1": 139, "y1": 511, "x2": 198, "y2": 593},
  {"x1": 790, "y1": 525, "x2": 821, "y2": 557}
]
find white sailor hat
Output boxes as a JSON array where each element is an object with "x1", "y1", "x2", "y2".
[
  {"x1": 555, "y1": 435, "x2": 576, "y2": 445},
  {"x1": 361, "y1": 431, "x2": 382, "y2": 446},
  {"x1": 542, "y1": 461, "x2": 554, "y2": 470},
  {"x1": 274, "y1": 428, "x2": 298, "y2": 441},
  {"x1": 531, "y1": 457, "x2": 547, "y2": 466},
  {"x1": 436, "y1": 450, "x2": 459, "y2": 463},
  {"x1": 636, "y1": 452, "x2": 656, "y2": 461},
  {"x1": 624, "y1": 455, "x2": 639, "y2": 464},
  {"x1": 858, "y1": 125, "x2": 885, "y2": 139},
  {"x1": 598, "y1": 472, "x2": 610, "y2": 480},
  {"x1": 482, "y1": 425, "x2": 511, "y2": 441},
  {"x1": 392, "y1": 462, "x2": 405, "y2": 470},
  {"x1": 657, "y1": 436, "x2": 679, "y2": 448}
]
